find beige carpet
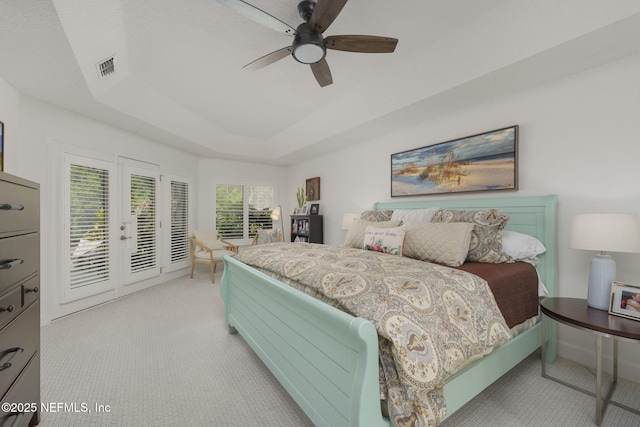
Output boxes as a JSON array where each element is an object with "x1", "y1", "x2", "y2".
[{"x1": 39, "y1": 269, "x2": 640, "y2": 426}]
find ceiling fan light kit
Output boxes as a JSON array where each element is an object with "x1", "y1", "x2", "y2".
[
  {"x1": 218, "y1": 0, "x2": 398, "y2": 87},
  {"x1": 292, "y1": 23, "x2": 326, "y2": 64}
]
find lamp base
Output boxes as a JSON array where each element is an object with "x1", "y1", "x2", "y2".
[{"x1": 587, "y1": 254, "x2": 616, "y2": 310}]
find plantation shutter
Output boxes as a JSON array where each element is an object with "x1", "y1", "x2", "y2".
[
  {"x1": 68, "y1": 164, "x2": 110, "y2": 289},
  {"x1": 215, "y1": 182, "x2": 275, "y2": 241},
  {"x1": 216, "y1": 184, "x2": 244, "y2": 239},
  {"x1": 130, "y1": 174, "x2": 157, "y2": 273},
  {"x1": 247, "y1": 185, "x2": 274, "y2": 236},
  {"x1": 170, "y1": 180, "x2": 190, "y2": 264}
]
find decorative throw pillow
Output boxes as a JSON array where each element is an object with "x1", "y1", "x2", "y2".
[
  {"x1": 432, "y1": 209, "x2": 514, "y2": 263},
  {"x1": 391, "y1": 207, "x2": 440, "y2": 223},
  {"x1": 401, "y1": 222, "x2": 474, "y2": 266},
  {"x1": 256, "y1": 228, "x2": 279, "y2": 244},
  {"x1": 360, "y1": 210, "x2": 393, "y2": 222},
  {"x1": 363, "y1": 226, "x2": 405, "y2": 256},
  {"x1": 343, "y1": 219, "x2": 402, "y2": 248}
]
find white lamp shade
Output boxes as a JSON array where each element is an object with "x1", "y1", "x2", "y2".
[
  {"x1": 270, "y1": 206, "x2": 281, "y2": 221},
  {"x1": 570, "y1": 213, "x2": 640, "y2": 253},
  {"x1": 341, "y1": 213, "x2": 360, "y2": 230}
]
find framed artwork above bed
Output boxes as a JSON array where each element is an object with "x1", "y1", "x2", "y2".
[{"x1": 391, "y1": 125, "x2": 518, "y2": 197}]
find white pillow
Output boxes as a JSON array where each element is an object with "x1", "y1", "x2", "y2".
[
  {"x1": 343, "y1": 219, "x2": 402, "y2": 248},
  {"x1": 363, "y1": 226, "x2": 405, "y2": 256},
  {"x1": 501, "y1": 230, "x2": 546, "y2": 261},
  {"x1": 401, "y1": 222, "x2": 474, "y2": 266},
  {"x1": 390, "y1": 207, "x2": 440, "y2": 223}
]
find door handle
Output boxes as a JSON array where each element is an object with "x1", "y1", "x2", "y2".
[{"x1": 120, "y1": 236, "x2": 131, "y2": 240}]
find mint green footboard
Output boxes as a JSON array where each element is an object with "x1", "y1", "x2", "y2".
[{"x1": 221, "y1": 254, "x2": 390, "y2": 427}]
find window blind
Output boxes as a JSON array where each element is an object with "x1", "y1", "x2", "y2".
[
  {"x1": 130, "y1": 174, "x2": 157, "y2": 273},
  {"x1": 170, "y1": 180, "x2": 190, "y2": 264},
  {"x1": 69, "y1": 164, "x2": 110, "y2": 289}
]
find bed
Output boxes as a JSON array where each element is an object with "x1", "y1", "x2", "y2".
[{"x1": 220, "y1": 195, "x2": 557, "y2": 426}]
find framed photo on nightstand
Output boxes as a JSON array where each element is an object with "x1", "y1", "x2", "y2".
[{"x1": 609, "y1": 281, "x2": 640, "y2": 321}]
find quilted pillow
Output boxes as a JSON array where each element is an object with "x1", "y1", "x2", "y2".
[
  {"x1": 363, "y1": 226, "x2": 405, "y2": 256},
  {"x1": 401, "y1": 222, "x2": 474, "y2": 266},
  {"x1": 343, "y1": 219, "x2": 402, "y2": 248},
  {"x1": 432, "y1": 209, "x2": 514, "y2": 263},
  {"x1": 360, "y1": 210, "x2": 393, "y2": 222},
  {"x1": 256, "y1": 228, "x2": 279, "y2": 244},
  {"x1": 391, "y1": 207, "x2": 440, "y2": 223}
]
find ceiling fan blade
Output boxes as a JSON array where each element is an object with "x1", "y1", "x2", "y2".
[
  {"x1": 217, "y1": 0, "x2": 296, "y2": 36},
  {"x1": 308, "y1": 0, "x2": 348, "y2": 34},
  {"x1": 325, "y1": 35, "x2": 398, "y2": 53},
  {"x1": 310, "y1": 59, "x2": 333, "y2": 87},
  {"x1": 243, "y1": 47, "x2": 292, "y2": 71}
]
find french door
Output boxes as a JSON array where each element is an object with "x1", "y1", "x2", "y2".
[
  {"x1": 120, "y1": 158, "x2": 161, "y2": 291},
  {"x1": 56, "y1": 155, "x2": 164, "y2": 318}
]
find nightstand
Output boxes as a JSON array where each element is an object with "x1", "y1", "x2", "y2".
[{"x1": 540, "y1": 297, "x2": 640, "y2": 426}]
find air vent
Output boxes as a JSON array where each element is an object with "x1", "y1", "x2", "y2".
[{"x1": 97, "y1": 56, "x2": 115, "y2": 78}]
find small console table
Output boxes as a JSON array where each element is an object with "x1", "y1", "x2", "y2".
[{"x1": 540, "y1": 297, "x2": 640, "y2": 426}]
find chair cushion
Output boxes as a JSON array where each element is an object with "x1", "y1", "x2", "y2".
[{"x1": 193, "y1": 230, "x2": 225, "y2": 250}]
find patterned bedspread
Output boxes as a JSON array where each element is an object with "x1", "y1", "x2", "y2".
[{"x1": 233, "y1": 243, "x2": 512, "y2": 426}]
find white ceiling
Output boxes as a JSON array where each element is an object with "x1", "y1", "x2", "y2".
[{"x1": 2, "y1": 0, "x2": 640, "y2": 165}]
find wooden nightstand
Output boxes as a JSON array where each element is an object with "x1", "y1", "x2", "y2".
[{"x1": 540, "y1": 297, "x2": 640, "y2": 426}]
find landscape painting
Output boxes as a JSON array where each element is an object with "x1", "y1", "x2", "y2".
[{"x1": 391, "y1": 125, "x2": 518, "y2": 197}]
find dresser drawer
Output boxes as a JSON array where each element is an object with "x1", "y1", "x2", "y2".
[
  {"x1": 0, "y1": 351, "x2": 39, "y2": 427},
  {"x1": 0, "y1": 287, "x2": 22, "y2": 330},
  {"x1": 0, "y1": 180, "x2": 38, "y2": 236},
  {"x1": 0, "y1": 234, "x2": 39, "y2": 294},
  {"x1": 0, "y1": 301, "x2": 39, "y2": 397}
]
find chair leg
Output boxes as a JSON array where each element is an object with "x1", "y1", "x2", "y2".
[
  {"x1": 210, "y1": 262, "x2": 216, "y2": 284},
  {"x1": 190, "y1": 261, "x2": 195, "y2": 279}
]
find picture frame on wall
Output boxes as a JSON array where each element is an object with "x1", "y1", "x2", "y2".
[
  {"x1": 390, "y1": 125, "x2": 518, "y2": 197},
  {"x1": 306, "y1": 177, "x2": 320, "y2": 201},
  {"x1": 310, "y1": 203, "x2": 319, "y2": 215},
  {"x1": 0, "y1": 120, "x2": 4, "y2": 171},
  {"x1": 609, "y1": 281, "x2": 640, "y2": 321}
]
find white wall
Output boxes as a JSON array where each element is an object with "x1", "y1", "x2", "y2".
[{"x1": 287, "y1": 53, "x2": 640, "y2": 382}]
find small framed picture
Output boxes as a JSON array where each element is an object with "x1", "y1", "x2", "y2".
[
  {"x1": 310, "y1": 203, "x2": 319, "y2": 215},
  {"x1": 609, "y1": 281, "x2": 640, "y2": 321},
  {"x1": 301, "y1": 204, "x2": 309, "y2": 215}
]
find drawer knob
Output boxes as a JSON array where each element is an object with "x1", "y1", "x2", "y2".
[
  {"x1": 0, "y1": 259, "x2": 24, "y2": 270},
  {"x1": 0, "y1": 304, "x2": 15, "y2": 313},
  {"x1": 0, "y1": 347, "x2": 24, "y2": 372},
  {"x1": 25, "y1": 286, "x2": 39, "y2": 294},
  {"x1": 0, "y1": 203, "x2": 25, "y2": 210}
]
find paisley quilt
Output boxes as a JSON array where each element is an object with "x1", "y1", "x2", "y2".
[{"x1": 233, "y1": 243, "x2": 512, "y2": 426}]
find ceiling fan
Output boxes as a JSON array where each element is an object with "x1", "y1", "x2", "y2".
[{"x1": 217, "y1": 0, "x2": 399, "y2": 87}]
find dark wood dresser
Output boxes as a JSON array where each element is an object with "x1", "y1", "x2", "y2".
[{"x1": 0, "y1": 172, "x2": 40, "y2": 427}]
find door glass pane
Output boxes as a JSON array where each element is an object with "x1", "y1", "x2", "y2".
[
  {"x1": 69, "y1": 164, "x2": 110, "y2": 288},
  {"x1": 130, "y1": 174, "x2": 157, "y2": 273},
  {"x1": 170, "y1": 180, "x2": 189, "y2": 264}
]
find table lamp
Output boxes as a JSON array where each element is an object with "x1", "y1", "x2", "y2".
[
  {"x1": 270, "y1": 205, "x2": 284, "y2": 242},
  {"x1": 570, "y1": 213, "x2": 640, "y2": 310}
]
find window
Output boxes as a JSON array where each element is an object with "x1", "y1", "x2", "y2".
[
  {"x1": 170, "y1": 179, "x2": 190, "y2": 264},
  {"x1": 215, "y1": 183, "x2": 275, "y2": 241}
]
